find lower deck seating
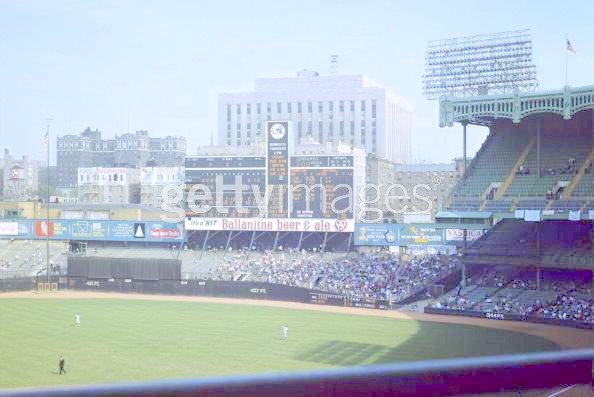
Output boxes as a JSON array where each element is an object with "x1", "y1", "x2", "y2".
[{"x1": 429, "y1": 267, "x2": 592, "y2": 325}]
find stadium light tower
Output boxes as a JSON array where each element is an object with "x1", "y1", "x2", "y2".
[
  {"x1": 422, "y1": 30, "x2": 538, "y2": 99},
  {"x1": 423, "y1": 31, "x2": 539, "y2": 285}
]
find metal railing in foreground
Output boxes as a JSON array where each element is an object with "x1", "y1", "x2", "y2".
[{"x1": 1, "y1": 349, "x2": 592, "y2": 397}]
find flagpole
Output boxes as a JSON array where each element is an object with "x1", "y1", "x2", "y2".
[
  {"x1": 46, "y1": 119, "x2": 52, "y2": 285},
  {"x1": 565, "y1": 35, "x2": 569, "y2": 86}
]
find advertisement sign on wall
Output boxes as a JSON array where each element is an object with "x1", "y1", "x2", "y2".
[
  {"x1": 399, "y1": 225, "x2": 443, "y2": 245},
  {"x1": 0, "y1": 222, "x2": 18, "y2": 236},
  {"x1": 445, "y1": 229, "x2": 485, "y2": 241},
  {"x1": 185, "y1": 217, "x2": 354, "y2": 233},
  {"x1": 34, "y1": 220, "x2": 54, "y2": 237},
  {"x1": 354, "y1": 224, "x2": 398, "y2": 245},
  {"x1": 1, "y1": 219, "x2": 184, "y2": 242},
  {"x1": 354, "y1": 224, "x2": 485, "y2": 246}
]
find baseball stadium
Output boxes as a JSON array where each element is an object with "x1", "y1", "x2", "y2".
[{"x1": 0, "y1": 31, "x2": 593, "y2": 396}]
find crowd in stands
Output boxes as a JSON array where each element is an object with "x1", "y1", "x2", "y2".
[
  {"x1": 516, "y1": 158, "x2": 581, "y2": 177},
  {"x1": 544, "y1": 157, "x2": 579, "y2": 176},
  {"x1": 430, "y1": 266, "x2": 592, "y2": 325},
  {"x1": 515, "y1": 165, "x2": 530, "y2": 175},
  {"x1": 213, "y1": 250, "x2": 461, "y2": 303},
  {"x1": 527, "y1": 293, "x2": 591, "y2": 322}
]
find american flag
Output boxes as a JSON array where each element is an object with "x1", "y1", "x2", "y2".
[
  {"x1": 567, "y1": 39, "x2": 576, "y2": 54},
  {"x1": 41, "y1": 132, "x2": 49, "y2": 147}
]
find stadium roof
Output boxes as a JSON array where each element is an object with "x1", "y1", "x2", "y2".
[
  {"x1": 436, "y1": 211, "x2": 493, "y2": 219},
  {"x1": 439, "y1": 84, "x2": 594, "y2": 127}
]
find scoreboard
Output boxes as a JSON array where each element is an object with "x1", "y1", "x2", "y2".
[
  {"x1": 184, "y1": 156, "x2": 266, "y2": 218},
  {"x1": 184, "y1": 121, "x2": 357, "y2": 225},
  {"x1": 185, "y1": 156, "x2": 265, "y2": 169},
  {"x1": 266, "y1": 121, "x2": 290, "y2": 218},
  {"x1": 289, "y1": 154, "x2": 355, "y2": 221},
  {"x1": 290, "y1": 155, "x2": 354, "y2": 168},
  {"x1": 290, "y1": 167, "x2": 353, "y2": 219}
]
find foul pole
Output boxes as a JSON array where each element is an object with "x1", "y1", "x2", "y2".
[{"x1": 46, "y1": 119, "x2": 52, "y2": 284}]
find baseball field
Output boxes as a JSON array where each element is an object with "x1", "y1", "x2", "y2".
[{"x1": 0, "y1": 291, "x2": 591, "y2": 390}]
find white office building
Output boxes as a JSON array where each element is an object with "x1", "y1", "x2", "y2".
[
  {"x1": 77, "y1": 167, "x2": 140, "y2": 204},
  {"x1": 218, "y1": 70, "x2": 413, "y2": 163},
  {"x1": 140, "y1": 167, "x2": 185, "y2": 208}
]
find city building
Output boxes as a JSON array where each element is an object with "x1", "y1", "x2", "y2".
[
  {"x1": 365, "y1": 156, "x2": 470, "y2": 222},
  {"x1": 140, "y1": 167, "x2": 185, "y2": 208},
  {"x1": 57, "y1": 128, "x2": 186, "y2": 190},
  {"x1": 218, "y1": 70, "x2": 413, "y2": 163},
  {"x1": 0, "y1": 200, "x2": 166, "y2": 221},
  {"x1": 0, "y1": 149, "x2": 45, "y2": 201},
  {"x1": 77, "y1": 167, "x2": 140, "y2": 205}
]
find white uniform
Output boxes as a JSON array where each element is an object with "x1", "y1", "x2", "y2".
[
  {"x1": 282, "y1": 326, "x2": 288, "y2": 339},
  {"x1": 75, "y1": 314, "x2": 80, "y2": 326}
]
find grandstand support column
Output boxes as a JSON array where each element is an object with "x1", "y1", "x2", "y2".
[
  {"x1": 346, "y1": 232, "x2": 352, "y2": 255},
  {"x1": 536, "y1": 266, "x2": 541, "y2": 290},
  {"x1": 200, "y1": 230, "x2": 210, "y2": 259},
  {"x1": 273, "y1": 232, "x2": 279, "y2": 251},
  {"x1": 462, "y1": 121, "x2": 468, "y2": 179},
  {"x1": 536, "y1": 223, "x2": 541, "y2": 257},
  {"x1": 225, "y1": 231, "x2": 233, "y2": 251},
  {"x1": 200, "y1": 231, "x2": 210, "y2": 259},
  {"x1": 297, "y1": 231, "x2": 303, "y2": 251},
  {"x1": 321, "y1": 232, "x2": 328, "y2": 254},
  {"x1": 249, "y1": 232, "x2": 256, "y2": 251},
  {"x1": 462, "y1": 229, "x2": 467, "y2": 287}
]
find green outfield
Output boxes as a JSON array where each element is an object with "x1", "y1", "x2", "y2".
[{"x1": 0, "y1": 298, "x2": 559, "y2": 389}]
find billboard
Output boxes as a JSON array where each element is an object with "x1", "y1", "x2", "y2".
[
  {"x1": 399, "y1": 225, "x2": 444, "y2": 245},
  {"x1": 354, "y1": 224, "x2": 399, "y2": 246},
  {"x1": 35, "y1": 220, "x2": 54, "y2": 237},
  {"x1": 354, "y1": 224, "x2": 486, "y2": 246},
  {"x1": 185, "y1": 217, "x2": 354, "y2": 233},
  {"x1": 70, "y1": 221, "x2": 108, "y2": 239},
  {"x1": 1, "y1": 219, "x2": 184, "y2": 242},
  {"x1": 445, "y1": 228, "x2": 485, "y2": 241},
  {"x1": 0, "y1": 222, "x2": 18, "y2": 236},
  {"x1": 10, "y1": 166, "x2": 25, "y2": 180},
  {"x1": 266, "y1": 121, "x2": 290, "y2": 218}
]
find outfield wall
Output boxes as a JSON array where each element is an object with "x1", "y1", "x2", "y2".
[
  {"x1": 67, "y1": 257, "x2": 181, "y2": 281},
  {"x1": 66, "y1": 277, "x2": 396, "y2": 310},
  {"x1": 424, "y1": 307, "x2": 593, "y2": 330},
  {"x1": 0, "y1": 277, "x2": 37, "y2": 292},
  {"x1": 65, "y1": 277, "x2": 391, "y2": 309},
  {"x1": 1, "y1": 276, "x2": 589, "y2": 330},
  {"x1": 66, "y1": 278, "x2": 314, "y2": 302},
  {"x1": 0, "y1": 273, "x2": 391, "y2": 309}
]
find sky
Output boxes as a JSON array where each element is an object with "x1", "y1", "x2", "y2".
[{"x1": 0, "y1": 0, "x2": 593, "y2": 165}]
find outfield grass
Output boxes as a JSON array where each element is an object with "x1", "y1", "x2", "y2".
[{"x1": 0, "y1": 298, "x2": 559, "y2": 389}]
